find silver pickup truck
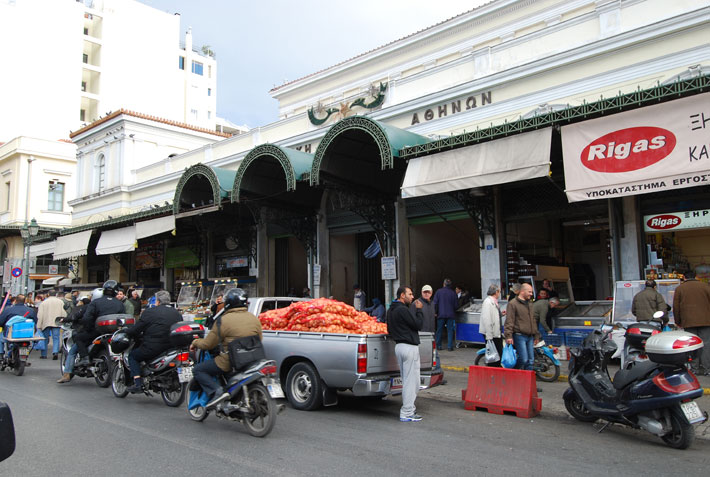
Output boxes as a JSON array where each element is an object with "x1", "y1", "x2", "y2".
[{"x1": 247, "y1": 297, "x2": 438, "y2": 411}]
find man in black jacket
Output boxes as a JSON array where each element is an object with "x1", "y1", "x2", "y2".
[
  {"x1": 125, "y1": 290, "x2": 181, "y2": 393},
  {"x1": 74, "y1": 281, "x2": 126, "y2": 366},
  {"x1": 387, "y1": 286, "x2": 423, "y2": 422}
]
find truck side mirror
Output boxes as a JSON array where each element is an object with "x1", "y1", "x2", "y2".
[{"x1": 0, "y1": 402, "x2": 16, "y2": 462}]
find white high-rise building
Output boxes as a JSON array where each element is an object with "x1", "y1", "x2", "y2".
[{"x1": 0, "y1": 0, "x2": 218, "y2": 142}]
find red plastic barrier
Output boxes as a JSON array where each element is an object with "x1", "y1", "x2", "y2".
[{"x1": 461, "y1": 365, "x2": 541, "y2": 418}]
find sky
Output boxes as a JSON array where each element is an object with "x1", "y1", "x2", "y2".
[{"x1": 139, "y1": 0, "x2": 489, "y2": 128}]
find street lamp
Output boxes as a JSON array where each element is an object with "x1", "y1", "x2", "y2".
[{"x1": 21, "y1": 218, "x2": 39, "y2": 293}]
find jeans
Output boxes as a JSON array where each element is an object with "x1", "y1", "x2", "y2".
[
  {"x1": 128, "y1": 347, "x2": 159, "y2": 379},
  {"x1": 40, "y1": 327, "x2": 61, "y2": 357},
  {"x1": 435, "y1": 318, "x2": 456, "y2": 350},
  {"x1": 513, "y1": 333, "x2": 534, "y2": 371},
  {"x1": 64, "y1": 344, "x2": 79, "y2": 373},
  {"x1": 193, "y1": 358, "x2": 225, "y2": 399},
  {"x1": 395, "y1": 343, "x2": 421, "y2": 418},
  {"x1": 74, "y1": 331, "x2": 97, "y2": 358}
]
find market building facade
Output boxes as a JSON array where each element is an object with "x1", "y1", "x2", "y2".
[{"x1": 39, "y1": 0, "x2": 708, "y2": 309}]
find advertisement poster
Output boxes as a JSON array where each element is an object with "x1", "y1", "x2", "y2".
[{"x1": 136, "y1": 242, "x2": 163, "y2": 270}]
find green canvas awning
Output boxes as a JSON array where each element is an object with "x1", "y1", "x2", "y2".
[{"x1": 173, "y1": 163, "x2": 237, "y2": 214}]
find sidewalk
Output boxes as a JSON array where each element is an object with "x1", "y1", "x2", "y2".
[{"x1": 418, "y1": 344, "x2": 710, "y2": 441}]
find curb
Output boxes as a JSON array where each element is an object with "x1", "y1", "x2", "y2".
[{"x1": 440, "y1": 364, "x2": 710, "y2": 395}]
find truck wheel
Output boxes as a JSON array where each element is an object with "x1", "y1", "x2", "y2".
[{"x1": 285, "y1": 362, "x2": 323, "y2": 411}]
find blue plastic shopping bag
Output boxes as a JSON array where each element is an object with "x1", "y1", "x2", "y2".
[
  {"x1": 501, "y1": 343, "x2": 517, "y2": 368},
  {"x1": 33, "y1": 331, "x2": 47, "y2": 352},
  {"x1": 187, "y1": 350, "x2": 218, "y2": 410}
]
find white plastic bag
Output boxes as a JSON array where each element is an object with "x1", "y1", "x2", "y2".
[{"x1": 485, "y1": 339, "x2": 500, "y2": 363}]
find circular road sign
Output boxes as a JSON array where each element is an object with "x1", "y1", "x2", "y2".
[{"x1": 11, "y1": 267, "x2": 22, "y2": 278}]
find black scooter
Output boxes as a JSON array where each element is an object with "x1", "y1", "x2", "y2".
[{"x1": 564, "y1": 325, "x2": 707, "y2": 449}]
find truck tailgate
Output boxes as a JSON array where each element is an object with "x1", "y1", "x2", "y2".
[{"x1": 366, "y1": 332, "x2": 433, "y2": 374}]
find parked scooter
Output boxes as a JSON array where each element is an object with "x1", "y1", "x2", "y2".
[
  {"x1": 109, "y1": 320, "x2": 201, "y2": 407},
  {"x1": 564, "y1": 324, "x2": 707, "y2": 449},
  {"x1": 57, "y1": 314, "x2": 133, "y2": 387},
  {"x1": 186, "y1": 349, "x2": 283, "y2": 437},
  {"x1": 474, "y1": 341, "x2": 561, "y2": 382},
  {"x1": 0, "y1": 317, "x2": 43, "y2": 376}
]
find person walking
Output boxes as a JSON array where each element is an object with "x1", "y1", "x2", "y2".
[
  {"x1": 36, "y1": 290, "x2": 66, "y2": 360},
  {"x1": 410, "y1": 285, "x2": 435, "y2": 333},
  {"x1": 128, "y1": 289, "x2": 142, "y2": 318},
  {"x1": 387, "y1": 286, "x2": 423, "y2": 422},
  {"x1": 673, "y1": 271, "x2": 710, "y2": 375},
  {"x1": 433, "y1": 278, "x2": 458, "y2": 351},
  {"x1": 533, "y1": 289, "x2": 552, "y2": 334},
  {"x1": 117, "y1": 289, "x2": 134, "y2": 316},
  {"x1": 480, "y1": 284, "x2": 504, "y2": 367},
  {"x1": 504, "y1": 283, "x2": 539, "y2": 371},
  {"x1": 632, "y1": 279, "x2": 669, "y2": 322}
]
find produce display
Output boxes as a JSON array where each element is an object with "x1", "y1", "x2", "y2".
[{"x1": 259, "y1": 298, "x2": 388, "y2": 335}]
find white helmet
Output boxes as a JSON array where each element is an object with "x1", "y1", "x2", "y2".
[{"x1": 91, "y1": 288, "x2": 104, "y2": 301}]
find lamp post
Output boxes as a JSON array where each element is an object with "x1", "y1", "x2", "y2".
[{"x1": 20, "y1": 218, "x2": 39, "y2": 293}]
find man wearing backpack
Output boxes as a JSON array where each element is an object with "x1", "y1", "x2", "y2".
[{"x1": 190, "y1": 288, "x2": 262, "y2": 408}]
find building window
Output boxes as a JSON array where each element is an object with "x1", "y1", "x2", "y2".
[
  {"x1": 81, "y1": 81, "x2": 87, "y2": 92},
  {"x1": 83, "y1": 27, "x2": 89, "y2": 35},
  {"x1": 179, "y1": 56, "x2": 184, "y2": 70},
  {"x1": 82, "y1": 53, "x2": 88, "y2": 64},
  {"x1": 207, "y1": 111, "x2": 211, "y2": 119},
  {"x1": 48, "y1": 181, "x2": 64, "y2": 211},
  {"x1": 80, "y1": 109, "x2": 85, "y2": 121},
  {"x1": 207, "y1": 88, "x2": 211, "y2": 96},
  {"x1": 190, "y1": 109, "x2": 198, "y2": 121},
  {"x1": 5, "y1": 182, "x2": 10, "y2": 210},
  {"x1": 191, "y1": 61, "x2": 203, "y2": 75},
  {"x1": 208, "y1": 65, "x2": 212, "y2": 78},
  {"x1": 97, "y1": 153, "x2": 105, "y2": 191}
]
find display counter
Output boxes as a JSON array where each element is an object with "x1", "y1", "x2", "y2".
[{"x1": 455, "y1": 299, "x2": 508, "y2": 346}]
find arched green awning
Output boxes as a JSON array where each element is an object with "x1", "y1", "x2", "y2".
[
  {"x1": 310, "y1": 116, "x2": 430, "y2": 185},
  {"x1": 231, "y1": 144, "x2": 314, "y2": 203},
  {"x1": 173, "y1": 163, "x2": 236, "y2": 214}
]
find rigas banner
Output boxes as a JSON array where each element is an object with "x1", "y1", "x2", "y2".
[
  {"x1": 562, "y1": 92, "x2": 710, "y2": 202},
  {"x1": 644, "y1": 209, "x2": 710, "y2": 232}
]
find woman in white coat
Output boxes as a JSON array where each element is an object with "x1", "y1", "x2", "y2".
[{"x1": 480, "y1": 284, "x2": 504, "y2": 367}]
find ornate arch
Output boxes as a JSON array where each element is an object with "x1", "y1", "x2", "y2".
[
  {"x1": 173, "y1": 163, "x2": 221, "y2": 214},
  {"x1": 310, "y1": 116, "x2": 392, "y2": 186},
  {"x1": 231, "y1": 144, "x2": 296, "y2": 203}
]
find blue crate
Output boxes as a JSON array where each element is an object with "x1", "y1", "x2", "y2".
[
  {"x1": 541, "y1": 332, "x2": 563, "y2": 347},
  {"x1": 9, "y1": 321, "x2": 34, "y2": 339},
  {"x1": 565, "y1": 331, "x2": 591, "y2": 348}
]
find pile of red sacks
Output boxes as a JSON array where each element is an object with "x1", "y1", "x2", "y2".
[{"x1": 259, "y1": 298, "x2": 388, "y2": 334}]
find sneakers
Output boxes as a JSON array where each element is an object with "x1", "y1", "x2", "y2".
[
  {"x1": 57, "y1": 373, "x2": 72, "y2": 383},
  {"x1": 53, "y1": 353, "x2": 58, "y2": 361},
  {"x1": 40, "y1": 355, "x2": 47, "y2": 359},
  {"x1": 400, "y1": 414, "x2": 423, "y2": 422}
]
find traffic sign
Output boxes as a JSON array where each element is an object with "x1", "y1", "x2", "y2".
[{"x1": 11, "y1": 267, "x2": 22, "y2": 278}]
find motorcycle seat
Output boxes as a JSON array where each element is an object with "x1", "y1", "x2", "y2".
[{"x1": 612, "y1": 360, "x2": 660, "y2": 390}]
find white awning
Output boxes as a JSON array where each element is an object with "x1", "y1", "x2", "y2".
[
  {"x1": 401, "y1": 128, "x2": 552, "y2": 198},
  {"x1": 135, "y1": 215, "x2": 175, "y2": 240},
  {"x1": 30, "y1": 241, "x2": 56, "y2": 258},
  {"x1": 58, "y1": 278, "x2": 73, "y2": 286},
  {"x1": 54, "y1": 230, "x2": 93, "y2": 260},
  {"x1": 42, "y1": 276, "x2": 64, "y2": 286},
  {"x1": 96, "y1": 226, "x2": 137, "y2": 255}
]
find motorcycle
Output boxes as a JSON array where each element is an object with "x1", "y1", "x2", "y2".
[
  {"x1": 564, "y1": 324, "x2": 707, "y2": 449},
  {"x1": 186, "y1": 348, "x2": 283, "y2": 438},
  {"x1": 109, "y1": 320, "x2": 196, "y2": 407},
  {"x1": 57, "y1": 314, "x2": 133, "y2": 387},
  {"x1": 616, "y1": 311, "x2": 677, "y2": 369},
  {"x1": 0, "y1": 317, "x2": 43, "y2": 376},
  {"x1": 474, "y1": 340, "x2": 561, "y2": 382}
]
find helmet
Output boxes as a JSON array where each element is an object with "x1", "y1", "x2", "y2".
[
  {"x1": 223, "y1": 288, "x2": 248, "y2": 310},
  {"x1": 91, "y1": 288, "x2": 104, "y2": 301},
  {"x1": 102, "y1": 280, "x2": 119, "y2": 297},
  {"x1": 110, "y1": 331, "x2": 131, "y2": 353}
]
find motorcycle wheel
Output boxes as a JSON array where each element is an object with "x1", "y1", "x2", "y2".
[
  {"x1": 186, "y1": 379, "x2": 209, "y2": 422},
  {"x1": 564, "y1": 391, "x2": 597, "y2": 422},
  {"x1": 242, "y1": 383, "x2": 276, "y2": 438},
  {"x1": 162, "y1": 379, "x2": 187, "y2": 407},
  {"x1": 94, "y1": 351, "x2": 112, "y2": 388},
  {"x1": 111, "y1": 365, "x2": 129, "y2": 398},
  {"x1": 535, "y1": 353, "x2": 560, "y2": 382},
  {"x1": 11, "y1": 349, "x2": 25, "y2": 376},
  {"x1": 661, "y1": 408, "x2": 695, "y2": 449},
  {"x1": 285, "y1": 362, "x2": 323, "y2": 411},
  {"x1": 473, "y1": 353, "x2": 489, "y2": 367}
]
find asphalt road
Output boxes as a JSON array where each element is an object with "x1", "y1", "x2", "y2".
[{"x1": 1, "y1": 357, "x2": 709, "y2": 476}]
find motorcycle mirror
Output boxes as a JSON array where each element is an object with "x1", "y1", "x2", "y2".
[{"x1": 0, "y1": 402, "x2": 16, "y2": 462}]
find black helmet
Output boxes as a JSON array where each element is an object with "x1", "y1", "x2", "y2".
[
  {"x1": 110, "y1": 331, "x2": 131, "y2": 353},
  {"x1": 102, "y1": 280, "x2": 119, "y2": 297},
  {"x1": 223, "y1": 288, "x2": 248, "y2": 310}
]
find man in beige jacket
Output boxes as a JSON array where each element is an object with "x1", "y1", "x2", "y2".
[{"x1": 37, "y1": 290, "x2": 67, "y2": 360}]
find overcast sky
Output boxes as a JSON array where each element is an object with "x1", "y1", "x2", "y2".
[{"x1": 139, "y1": 0, "x2": 489, "y2": 128}]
